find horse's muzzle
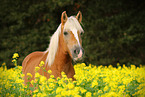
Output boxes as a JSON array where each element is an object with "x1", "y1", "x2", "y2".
[{"x1": 72, "y1": 46, "x2": 84, "y2": 60}]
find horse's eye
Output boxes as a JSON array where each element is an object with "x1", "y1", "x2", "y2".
[
  {"x1": 64, "y1": 32, "x2": 68, "y2": 35},
  {"x1": 80, "y1": 32, "x2": 83, "y2": 36}
]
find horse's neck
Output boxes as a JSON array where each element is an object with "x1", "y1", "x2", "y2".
[
  {"x1": 56, "y1": 45, "x2": 71, "y2": 65},
  {"x1": 52, "y1": 38, "x2": 72, "y2": 73}
]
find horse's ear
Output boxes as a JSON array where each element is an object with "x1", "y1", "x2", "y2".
[
  {"x1": 76, "y1": 11, "x2": 82, "y2": 23},
  {"x1": 61, "y1": 11, "x2": 68, "y2": 25}
]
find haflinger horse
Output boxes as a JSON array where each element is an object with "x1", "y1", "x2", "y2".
[{"x1": 22, "y1": 11, "x2": 84, "y2": 86}]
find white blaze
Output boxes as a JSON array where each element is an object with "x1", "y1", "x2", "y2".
[{"x1": 71, "y1": 28, "x2": 81, "y2": 46}]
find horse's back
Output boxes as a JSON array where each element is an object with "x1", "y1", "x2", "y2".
[
  {"x1": 22, "y1": 51, "x2": 48, "y2": 85},
  {"x1": 22, "y1": 51, "x2": 44, "y2": 71}
]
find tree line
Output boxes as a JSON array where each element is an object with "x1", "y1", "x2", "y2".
[{"x1": 0, "y1": 0, "x2": 145, "y2": 68}]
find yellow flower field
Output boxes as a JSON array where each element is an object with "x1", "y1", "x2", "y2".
[
  {"x1": 0, "y1": 53, "x2": 145, "y2": 97},
  {"x1": 0, "y1": 63, "x2": 145, "y2": 97}
]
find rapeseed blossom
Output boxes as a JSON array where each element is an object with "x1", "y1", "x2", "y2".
[
  {"x1": 0, "y1": 60, "x2": 145, "y2": 97},
  {"x1": 39, "y1": 61, "x2": 45, "y2": 67},
  {"x1": 12, "y1": 53, "x2": 19, "y2": 66},
  {"x1": 12, "y1": 53, "x2": 19, "y2": 59},
  {"x1": 48, "y1": 70, "x2": 52, "y2": 74},
  {"x1": 27, "y1": 73, "x2": 32, "y2": 78},
  {"x1": 35, "y1": 66, "x2": 40, "y2": 72},
  {"x1": 35, "y1": 72, "x2": 40, "y2": 78}
]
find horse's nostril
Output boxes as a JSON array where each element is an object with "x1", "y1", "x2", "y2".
[
  {"x1": 74, "y1": 49, "x2": 77, "y2": 54},
  {"x1": 74, "y1": 47, "x2": 80, "y2": 54}
]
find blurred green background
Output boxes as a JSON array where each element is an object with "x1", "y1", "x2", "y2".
[{"x1": 0, "y1": 0, "x2": 145, "y2": 68}]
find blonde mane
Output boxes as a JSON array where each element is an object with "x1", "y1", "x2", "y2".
[{"x1": 45, "y1": 16, "x2": 83, "y2": 66}]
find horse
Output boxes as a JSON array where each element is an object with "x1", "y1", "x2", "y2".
[{"x1": 22, "y1": 11, "x2": 84, "y2": 86}]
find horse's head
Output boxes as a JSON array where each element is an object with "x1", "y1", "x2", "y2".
[{"x1": 60, "y1": 11, "x2": 84, "y2": 61}]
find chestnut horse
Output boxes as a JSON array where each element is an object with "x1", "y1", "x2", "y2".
[{"x1": 22, "y1": 11, "x2": 84, "y2": 85}]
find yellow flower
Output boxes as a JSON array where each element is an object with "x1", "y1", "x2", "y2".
[
  {"x1": 37, "y1": 93, "x2": 42, "y2": 97},
  {"x1": 33, "y1": 94, "x2": 37, "y2": 97},
  {"x1": 40, "y1": 76, "x2": 47, "y2": 84},
  {"x1": 50, "y1": 75, "x2": 54, "y2": 78},
  {"x1": 56, "y1": 87, "x2": 63, "y2": 94},
  {"x1": 21, "y1": 74, "x2": 25, "y2": 77},
  {"x1": 57, "y1": 77, "x2": 61, "y2": 80},
  {"x1": 2, "y1": 62, "x2": 6, "y2": 66},
  {"x1": 39, "y1": 61, "x2": 45, "y2": 67},
  {"x1": 33, "y1": 89, "x2": 39, "y2": 93},
  {"x1": 40, "y1": 61, "x2": 44, "y2": 64},
  {"x1": 61, "y1": 71, "x2": 65, "y2": 75},
  {"x1": 68, "y1": 78, "x2": 73, "y2": 81},
  {"x1": 48, "y1": 70, "x2": 52, "y2": 74},
  {"x1": 86, "y1": 92, "x2": 92, "y2": 97},
  {"x1": 35, "y1": 72, "x2": 40, "y2": 78},
  {"x1": 98, "y1": 90, "x2": 103, "y2": 94},
  {"x1": 56, "y1": 95, "x2": 61, "y2": 97},
  {"x1": 61, "y1": 90, "x2": 67, "y2": 96},
  {"x1": 117, "y1": 63, "x2": 120, "y2": 66},
  {"x1": 74, "y1": 95, "x2": 82, "y2": 97},
  {"x1": 12, "y1": 53, "x2": 19, "y2": 59},
  {"x1": 6, "y1": 93, "x2": 9, "y2": 97},
  {"x1": 31, "y1": 80, "x2": 34, "y2": 85},
  {"x1": 35, "y1": 66, "x2": 40, "y2": 72},
  {"x1": 15, "y1": 79, "x2": 24, "y2": 83},
  {"x1": 10, "y1": 94, "x2": 15, "y2": 97},
  {"x1": 67, "y1": 83, "x2": 74, "y2": 89},
  {"x1": 61, "y1": 72, "x2": 67, "y2": 78},
  {"x1": 106, "y1": 92, "x2": 119, "y2": 97},
  {"x1": 27, "y1": 73, "x2": 32, "y2": 78},
  {"x1": 104, "y1": 86, "x2": 109, "y2": 91},
  {"x1": 27, "y1": 90, "x2": 31, "y2": 95},
  {"x1": 91, "y1": 80, "x2": 98, "y2": 88},
  {"x1": 58, "y1": 79, "x2": 64, "y2": 85},
  {"x1": 49, "y1": 83, "x2": 55, "y2": 88},
  {"x1": 48, "y1": 78, "x2": 55, "y2": 83},
  {"x1": 80, "y1": 88, "x2": 87, "y2": 93},
  {"x1": 12, "y1": 59, "x2": 16, "y2": 63}
]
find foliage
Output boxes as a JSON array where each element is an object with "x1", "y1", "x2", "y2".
[
  {"x1": 0, "y1": 54, "x2": 145, "y2": 97},
  {"x1": 82, "y1": 0, "x2": 145, "y2": 65},
  {"x1": 0, "y1": 0, "x2": 145, "y2": 67}
]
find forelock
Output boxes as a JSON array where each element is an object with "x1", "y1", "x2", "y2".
[{"x1": 64, "y1": 16, "x2": 83, "y2": 32}]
